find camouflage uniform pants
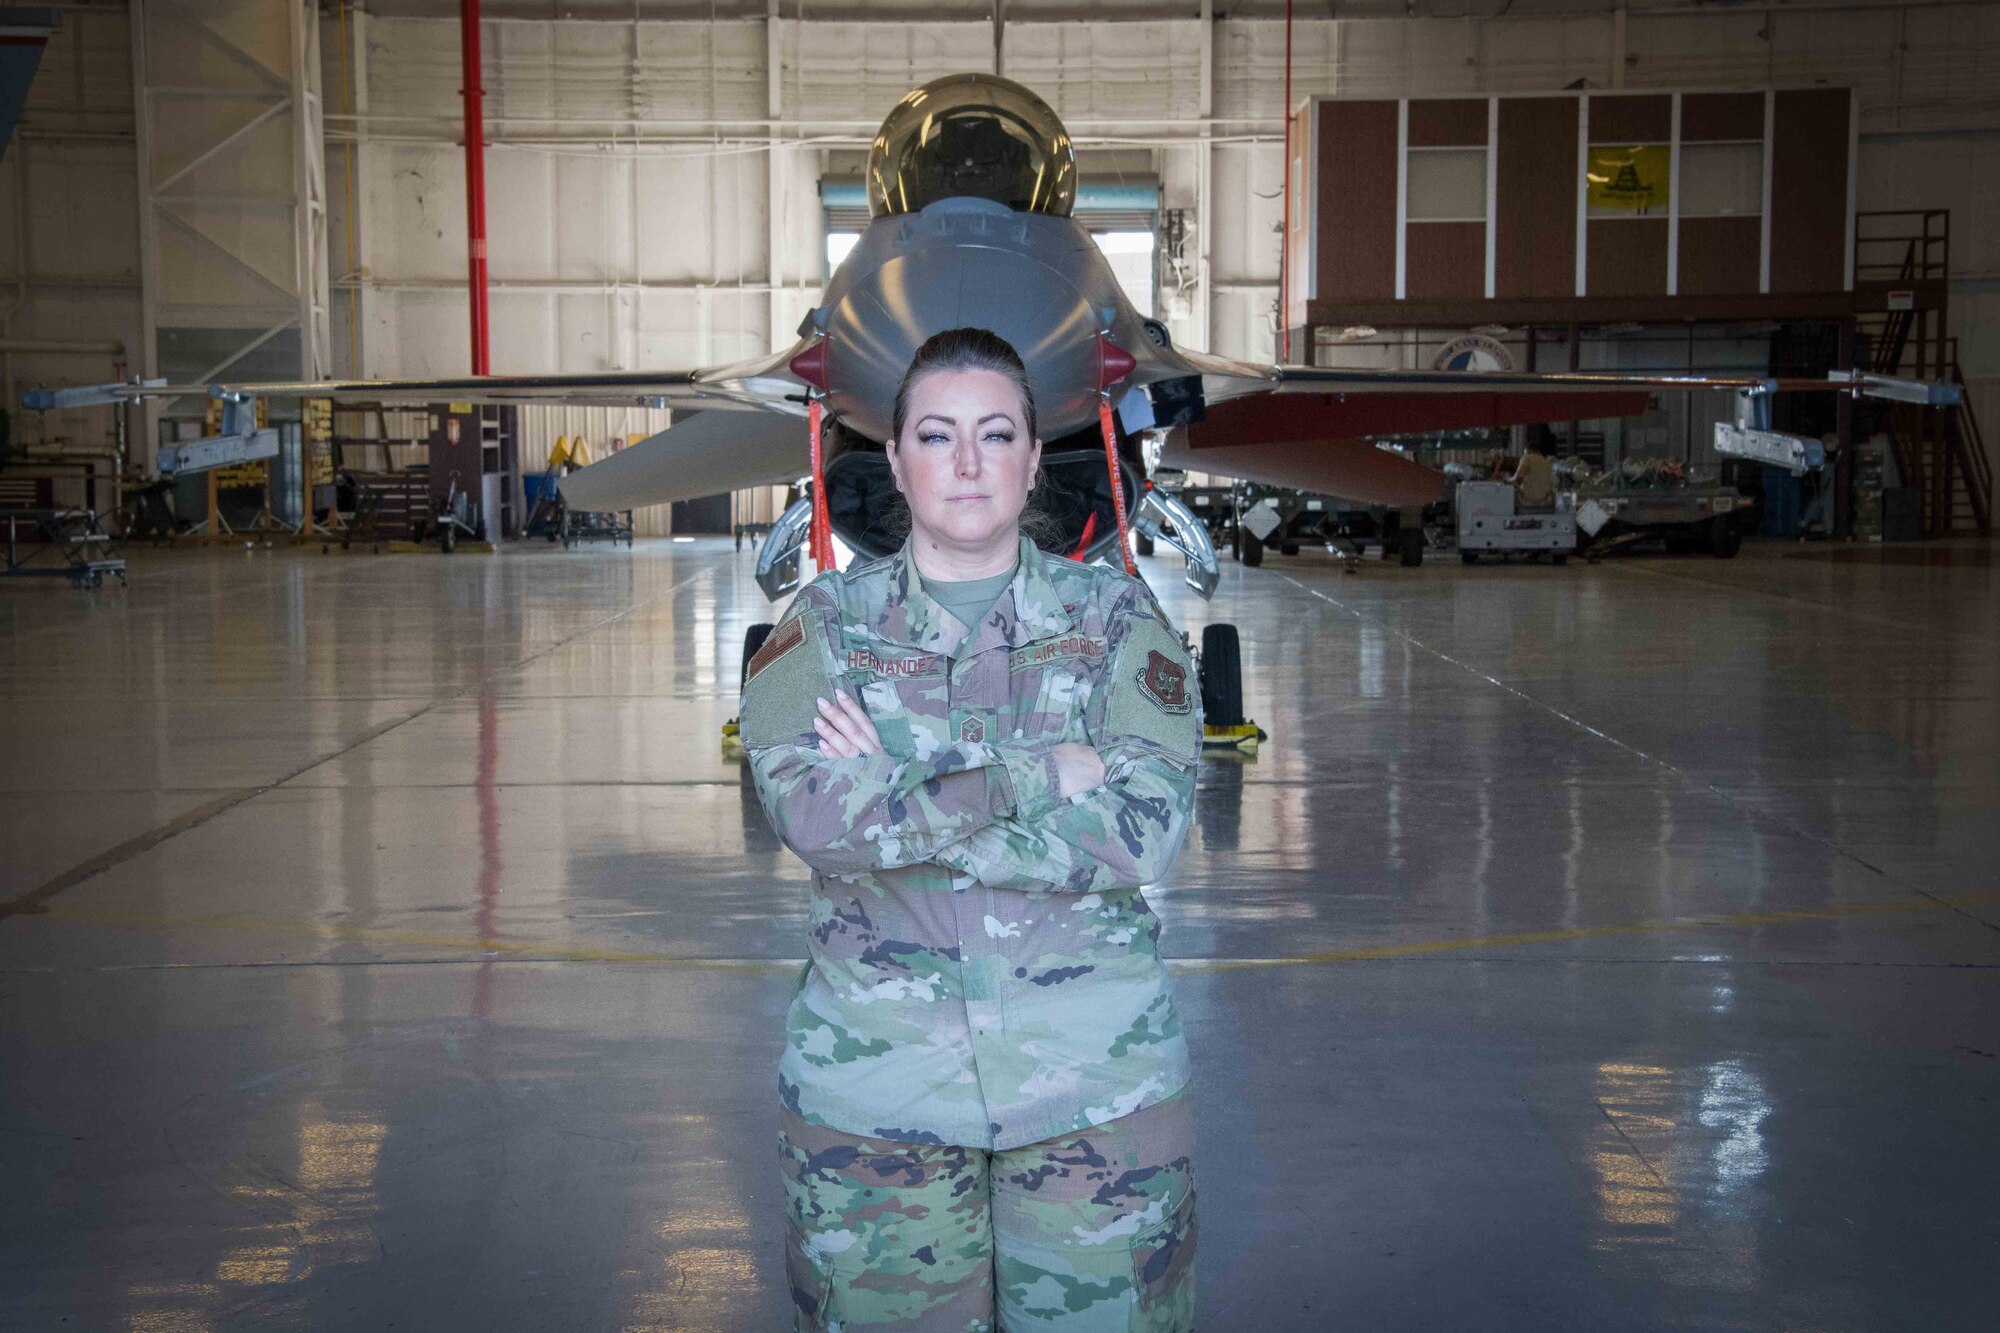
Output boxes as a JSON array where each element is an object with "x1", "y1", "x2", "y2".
[{"x1": 780, "y1": 1089, "x2": 1196, "y2": 1331}]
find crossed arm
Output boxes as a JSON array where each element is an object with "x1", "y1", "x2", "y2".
[{"x1": 812, "y1": 689, "x2": 1193, "y2": 895}]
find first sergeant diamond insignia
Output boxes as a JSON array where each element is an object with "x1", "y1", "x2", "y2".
[{"x1": 1135, "y1": 649, "x2": 1192, "y2": 714}]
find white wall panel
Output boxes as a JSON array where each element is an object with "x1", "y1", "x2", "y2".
[
  {"x1": 372, "y1": 144, "x2": 466, "y2": 283},
  {"x1": 777, "y1": 21, "x2": 991, "y2": 124},
  {"x1": 1003, "y1": 22, "x2": 1205, "y2": 122},
  {"x1": 636, "y1": 152, "x2": 768, "y2": 284},
  {"x1": 1214, "y1": 20, "x2": 1337, "y2": 121},
  {"x1": 15, "y1": 143, "x2": 138, "y2": 280}
]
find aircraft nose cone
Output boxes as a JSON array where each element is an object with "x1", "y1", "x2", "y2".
[{"x1": 820, "y1": 214, "x2": 1107, "y2": 443}]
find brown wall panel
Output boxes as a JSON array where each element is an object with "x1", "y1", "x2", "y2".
[
  {"x1": 1588, "y1": 94, "x2": 1671, "y2": 143},
  {"x1": 1678, "y1": 217, "x2": 1762, "y2": 296},
  {"x1": 1770, "y1": 89, "x2": 1850, "y2": 294},
  {"x1": 1405, "y1": 222, "x2": 1486, "y2": 302},
  {"x1": 1408, "y1": 98, "x2": 1488, "y2": 147},
  {"x1": 1682, "y1": 92, "x2": 1764, "y2": 142},
  {"x1": 1495, "y1": 97, "x2": 1577, "y2": 300},
  {"x1": 1316, "y1": 100, "x2": 1400, "y2": 305},
  {"x1": 1587, "y1": 219, "x2": 1668, "y2": 298}
]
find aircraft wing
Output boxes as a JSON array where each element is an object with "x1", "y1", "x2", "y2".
[
  {"x1": 1147, "y1": 351, "x2": 1915, "y2": 510},
  {"x1": 28, "y1": 343, "x2": 820, "y2": 512},
  {"x1": 207, "y1": 340, "x2": 814, "y2": 412}
]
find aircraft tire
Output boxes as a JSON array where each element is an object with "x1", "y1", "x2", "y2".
[
  {"x1": 1399, "y1": 528, "x2": 1424, "y2": 567},
  {"x1": 1709, "y1": 519, "x2": 1742, "y2": 559},
  {"x1": 1239, "y1": 529, "x2": 1264, "y2": 568},
  {"x1": 1199, "y1": 623, "x2": 1244, "y2": 728},
  {"x1": 741, "y1": 623, "x2": 775, "y2": 691}
]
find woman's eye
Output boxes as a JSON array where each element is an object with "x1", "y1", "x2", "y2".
[
  {"x1": 983, "y1": 431, "x2": 1016, "y2": 444},
  {"x1": 920, "y1": 432, "x2": 950, "y2": 446}
]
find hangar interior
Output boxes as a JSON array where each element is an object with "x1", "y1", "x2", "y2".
[{"x1": 2, "y1": 2, "x2": 1997, "y2": 1330}]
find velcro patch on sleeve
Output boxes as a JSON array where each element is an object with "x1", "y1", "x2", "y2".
[
  {"x1": 1104, "y1": 613, "x2": 1200, "y2": 760},
  {"x1": 741, "y1": 608, "x2": 834, "y2": 748}
]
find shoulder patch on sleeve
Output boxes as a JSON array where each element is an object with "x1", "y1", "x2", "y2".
[
  {"x1": 1104, "y1": 613, "x2": 1201, "y2": 761},
  {"x1": 741, "y1": 606, "x2": 835, "y2": 749}
]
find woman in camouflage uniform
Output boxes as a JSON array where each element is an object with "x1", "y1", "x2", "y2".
[{"x1": 741, "y1": 328, "x2": 1202, "y2": 1331}]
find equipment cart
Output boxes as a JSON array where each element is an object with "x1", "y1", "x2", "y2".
[
  {"x1": 1455, "y1": 481, "x2": 1576, "y2": 564},
  {"x1": 2, "y1": 509, "x2": 127, "y2": 588}
]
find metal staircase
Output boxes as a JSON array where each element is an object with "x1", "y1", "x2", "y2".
[{"x1": 1853, "y1": 211, "x2": 1991, "y2": 537}]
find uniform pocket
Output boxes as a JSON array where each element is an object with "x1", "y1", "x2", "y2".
[
  {"x1": 784, "y1": 1223, "x2": 842, "y2": 1331},
  {"x1": 1129, "y1": 1185, "x2": 1197, "y2": 1330}
]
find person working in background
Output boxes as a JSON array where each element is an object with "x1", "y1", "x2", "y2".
[{"x1": 1510, "y1": 433, "x2": 1556, "y2": 510}]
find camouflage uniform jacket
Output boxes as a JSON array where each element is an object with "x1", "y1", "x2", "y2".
[{"x1": 741, "y1": 533, "x2": 1201, "y2": 1151}]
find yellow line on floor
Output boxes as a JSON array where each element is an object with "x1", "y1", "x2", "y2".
[
  {"x1": 36, "y1": 909, "x2": 798, "y2": 972},
  {"x1": 33, "y1": 893, "x2": 1999, "y2": 972},
  {"x1": 1180, "y1": 894, "x2": 2000, "y2": 972}
]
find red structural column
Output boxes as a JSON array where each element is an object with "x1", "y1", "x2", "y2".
[
  {"x1": 460, "y1": 0, "x2": 491, "y2": 375},
  {"x1": 1279, "y1": 0, "x2": 1293, "y2": 363}
]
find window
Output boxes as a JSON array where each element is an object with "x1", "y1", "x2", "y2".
[
  {"x1": 1091, "y1": 231, "x2": 1156, "y2": 319},
  {"x1": 826, "y1": 231, "x2": 860, "y2": 275},
  {"x1": 1679, "y1": 142, "x2": 1763, "y2": 218},
  {"x1": 1406, "y1": 148, "x2": 1487, "y2": 223}
]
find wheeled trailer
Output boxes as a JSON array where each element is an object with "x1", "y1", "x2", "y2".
[
  {"x1": 2, "y1": 509, "x2": 127, "y2": 588},
  {"x1": 1575, "y1": 487, "x2": 1753, "y2": 560}
]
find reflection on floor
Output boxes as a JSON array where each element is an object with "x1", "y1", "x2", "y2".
[{"x1": 2, "y1": 539, "x2": 1995, "y2": 1330}]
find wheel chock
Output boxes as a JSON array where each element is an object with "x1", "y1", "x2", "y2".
[{"x1": 1201, "y1": 722, "x2": 1265, "y2": 753}]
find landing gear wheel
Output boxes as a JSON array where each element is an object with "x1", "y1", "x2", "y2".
[
  {"x1": 1709, "y1": 520, "x2": 1742, "y2": 559},
  {"x1": 741, "y1": 622, "x2": 775, "y2": 690},
  {"x1": 1135, "y1": 532, "x2": 1155, "y2": 557},
  {"x1": 1239, "y1": 529, "x2": 1264, "y2": 568},
  {"x1": 1199, "y1": 623, "x2": 1244, "y2": 729},
  {"x1": 1399, "y1": 528, "x2": 1424, "y2": 567},
  {"x1": 441, "y1": 524, "x2": 457, "y2": 554}
]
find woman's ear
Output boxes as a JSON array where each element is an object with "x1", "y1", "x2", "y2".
[{"x1": 885, "y1": 437, "x2": 904, "y2": 492}]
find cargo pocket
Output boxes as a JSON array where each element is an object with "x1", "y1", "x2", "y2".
[
  {"x1": 1128, "y1": 1186, "x2": 1197, "y2": 1331},
  {"x1": 783, "y1": 1221, "x2": 848, "y2": 1332}
]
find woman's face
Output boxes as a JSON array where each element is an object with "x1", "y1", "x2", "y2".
[{"x1": 888, "y1": 367, "x2": 1041, "y2": 558}]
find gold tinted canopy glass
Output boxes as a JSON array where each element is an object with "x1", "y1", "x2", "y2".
[{"x1": 866, "y1": 73, "x2": 1077, "y2": 219}]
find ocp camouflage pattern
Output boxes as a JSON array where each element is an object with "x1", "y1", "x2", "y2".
[
  {"x1": 742, "y1": 534, "x2": 1201, "y2": 1151},
  {"x1": 779, "y1": 1088, "x2": 1197, "y2": 1331}
]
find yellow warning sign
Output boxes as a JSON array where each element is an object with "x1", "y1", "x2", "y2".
[{"x1": 1587, "y1": 145, "x2": 1670, "y2": 212}]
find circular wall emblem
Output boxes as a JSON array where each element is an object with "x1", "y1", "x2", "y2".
[{"x1": 1432, "y1": 334, "x2": 1516, "y2": 374}]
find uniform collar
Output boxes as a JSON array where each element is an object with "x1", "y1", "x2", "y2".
[{"x1": 878, "y1": 533, "x2": 1075, "y2": 655}]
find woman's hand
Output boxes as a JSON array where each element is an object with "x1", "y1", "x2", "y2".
[
  {"x1": 814, "y1": 689, "x2": 884, "y2": 759},
  {"x1": 1051, "y1": 742, "x2": 1107, "y2": 799}
]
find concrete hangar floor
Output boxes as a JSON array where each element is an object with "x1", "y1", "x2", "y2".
[{"x1": 1, "y1": 537, "x2": 1995, "y2": 1330}]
